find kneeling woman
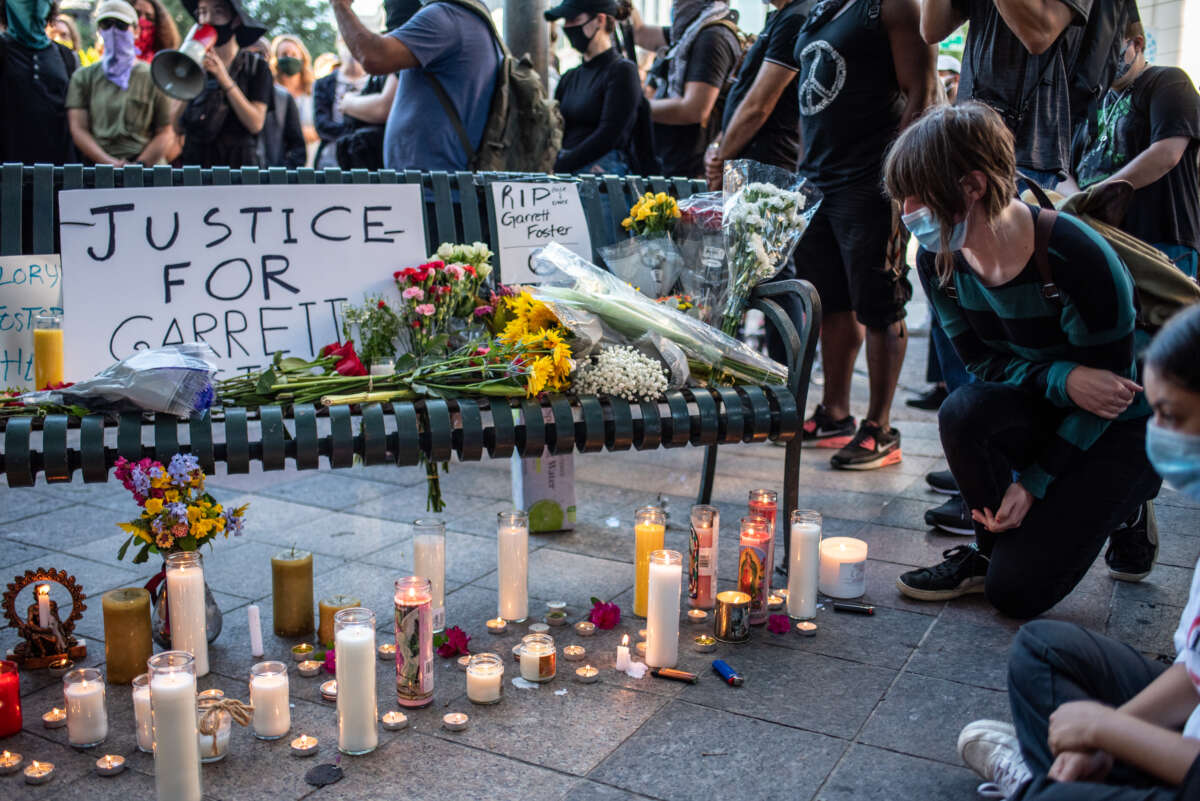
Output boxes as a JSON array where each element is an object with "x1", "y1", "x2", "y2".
[{"x1": 884, "y1": 103, "x2": 1160, "y2": 619}]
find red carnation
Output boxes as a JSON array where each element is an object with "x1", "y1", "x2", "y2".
[
  {"x1": 319, "y1": 340, "x2": 368, "y2": 376},
  {"x1": 436, "y1": 625, "x2": 471, "y2": 658},
  {"x1": 767, "y1": 614, "x2": 791, "y2": 635},
  {"x1": 588, "y1": 598, "x2": 621, "y2": 630},
  {"x1": 377, "y1": 299, "x2": 387, "y2": 309}
]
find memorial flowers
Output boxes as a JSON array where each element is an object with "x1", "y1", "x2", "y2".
[
  {"x1": 340, "y1": 299, "x2": 400, "y2": 372},
  {"x1": 572, "y1": 346, "x2": 668, "y2": 403},
  {"x1": 588, "y1": 598, "x2": 621, "y2": 630},
  {"x1": 434, "y1": 626, "x2": 471, "y2": 658},
  {"x1": 621, "y1": 192, "x2": 681, "y2": 235},
  {"x1": 113, "y1": 454, "x2": 248, "y2": 564}
]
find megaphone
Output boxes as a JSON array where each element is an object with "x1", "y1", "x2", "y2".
[{"x1": 152, "y1": 24, "x2": 218, "y2": 100}]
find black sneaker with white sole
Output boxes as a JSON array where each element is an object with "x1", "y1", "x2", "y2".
[
  {"x1": 925, "y1": 495, "x2": 974, "y2": 535},
  {"x1": 897, "y1": 544, "x2": 989, "y2": 601},
  {"x1": 802, "y1": 404, "x2": 857, "y2": 449},
  {"x1": 1105, "y1": 501, "x2": 1158, "y2": 582},
  {"x1": 926, "y1": 469, "x2": 960, "y2": 495}
]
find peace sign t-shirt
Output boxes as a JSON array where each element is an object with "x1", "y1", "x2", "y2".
[{"x1": 1173, "y1": 555, "x2": 1200, "y2": 740}]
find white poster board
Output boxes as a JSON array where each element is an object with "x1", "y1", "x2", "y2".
[
  {"x1": 0, "y1": 254, "x2": 64, "y2": 390},
  {"x1": 58, "y1": 184, "x2": 427, "y2": 378},
  {"x1": 490, "y1": 182, "x2": 592, "y2": 284}
]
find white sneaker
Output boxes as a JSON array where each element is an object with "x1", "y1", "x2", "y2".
[{"x1": 957, "y1": 720, "x2": 1032, "y2": 800}]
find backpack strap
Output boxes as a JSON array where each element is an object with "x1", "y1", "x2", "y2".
[
  {"x1": 423, "y1": 73, "x2": 476, "y2": 164},
  {"x1": 1032, "y1": 206, "x2": 1062, "y2": 304}
]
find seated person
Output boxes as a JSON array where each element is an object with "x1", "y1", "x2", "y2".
[
  {"x1": 65, "y1": 0, "x2": 174, "y2": 166},
  {"x1": 883, "y1": 102, "x2": 1160, "y2": 619},
  {"x1": 955, "y1": 303, "x2": 1200, "y2": 801}
]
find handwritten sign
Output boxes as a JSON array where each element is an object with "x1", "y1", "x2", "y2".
[
  {"x1": 490, "y1": 182, "x2": 592, "y2": 284},
  {"x1": 0, "y1": 254, "x2": 63, "y2": 389},
  {"x1": 59, "y1": 184, "x2": 426, "y2": 378}
]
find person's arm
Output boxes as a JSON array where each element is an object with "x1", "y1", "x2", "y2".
[
  {"x1": 650, "y1": 28, "x2": 734, "y2": 126},
  {"x1": 67, "y1": 109, "x2": 124, "y2": 166},
  {"x1": 716, "y1": 62, "x2": 795, "y2": 161},
  {"x1": 555, "y1": 62, "x2": 642, "y2": 173},
  {"x1": 282, "y1": 95, "x2": 307, "y2": 168},
  {"x1": 919, "y1": 0, "x2": 966, "y2": 45},
  {"x1": 651, "y1": 81, "x2": 721, "y2": 125},
  {"x1": 886, "y1": 0, "x2": 938, "y2": 130},
  {"x1": 993, "y1": 0, "x2": 1081, "y2": 55},
  {"x1": 203, "y1": 51, "x2": 267, "y2": 134},
  {"x1": 629, "y1": 7, "x2": 667, "y2": 51},
  {"x1": 1100, "y1": 137, "x2": 1190, "y2": 189},
  {"x1": 313, "y1": 77, "x2": 344, "y2": 141},
  {"x1": 331, "y1": 0, "x2": 420, "y2": 74},
  {"x1": 342, "y1": 73, "x2": 398, "y2": 124},
  {"x1": 134, "y1": 126, "x2": 177, "y2": 165}
]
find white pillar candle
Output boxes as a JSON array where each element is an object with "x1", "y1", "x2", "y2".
[
  {"x1": 149, "y1": 653, "x2": 202, "y2": 801},
  {"x1": 334, "y1": 609, "x2": 378, "y2": 755},
  {"x1": 615, "y1": 634, "x2": 631, "y2": 671},
  {"x1": 36, "y1": 585, "x2": 50, "y2": 629},
  {"x1": 645, "y1": 550, "x2": 682, "y2": 669},
  {"x1": 787, "y1": 511, "x2": 822, "y2": 620},
  {"x1": 818, "y1": 537, "x2": 868, "y2": 599},
  {"x1": 63, "y1": 669, "x2": 108, "y2": 747},
  {"x1": 497, "y1": 512, "x2": 529, "y2": 623},
  {"x1": 413, "y1": 521, "x2": 446, "y2": 633},
  {"x1": 165, "y1": 552, "x2": 209, "y2": 678},
  {"x1": 132, "y1": 675, "x2": 153, "y2": 753},
  {"x1": 247, "y1": 605, "x2": 264, "y2": 658},
  {"x1": 465, "y1": 653, "x2": 503, "y2": 704},
  {"x1": 249, "y1": 662, "x2": 290, "y2": 739}
]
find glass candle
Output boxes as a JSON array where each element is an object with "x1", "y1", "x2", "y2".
[
  {"x1": 748, "y1": 489, "x2": 778, "y2": 598},
  {"x1": 394, "y1": 576, "x2": 434, "y2": 709},
  {"x1": 633, "y1": 506, "x2": 666, "y2": 618},
  {"x1": 645, "y1": 550, "x2": 683, "y2": 668},
  {"x1": 788, "y1": 510, "x2": 822, "y2": 619},
  {"x1": 33, "y1": 312, "x2": 63, "y2": 390},
  {"x1": 131, "y1": 673, "x2": 153, "y2": 753},
  {"x1": 412, "y1": 519, "x2": 447, "y2": 633},
  {"x1": 165, "y1": 551, "x2": 209, "y2": 677},
  {"x1": 688, "y1": 505, "x2": 719, "y2": 610},
  {"x1": 737, "y1": 515, "x2": 773, "y2": 625},
  {"x1": 818, "y1": 537, "x2": 868, "y2": 599},
  {"x1": 317, "y1": 595, "x2": 361, "y2": 647},
  {"x1": 271, "y1": 548, "x2": 314, "y2": 637},
  {"x1": 195, "y1": 689, "x2": 230, "y2": 763},
  {"x1": 102, "y1": 588, "x2": 153, "y2": 685},
  {"x1": 149, "y1": 651, "x2": 202, "y2": 801},
  {"x1": 249, "y1": 661, "x2": 290, "y2": 740},
  {"x1": 714, "y1": 590, "x2": 751, "y2": 643},
  {"x1": 519, "y1": 633, "x2": 556, "y2": 682},
  {"x1": 0, "y1": 660, "x2": 20, "y2": 737},
  {"x1": 465, "y1": 653, "x2": 504, "y2": 705},
  {"x1": 335, "y1": 608, "x2": 378, "y2": 755},
  {"x1": 497, "y1": 511, "x2": 529, "y2": 623},
  {"x1": 63, "y1": 667, "x2": 107, "y2": 748}
]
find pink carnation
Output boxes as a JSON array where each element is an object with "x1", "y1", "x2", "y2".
[
  {"x1": 402, "y1": 287, "x2": 425, "y2": 301},
  {"x1": 415, "y1": 304, "x2": 435, "y2": 317},
  {"x1": 444, "y1": 264, "x2": 466, "y2": 281}
]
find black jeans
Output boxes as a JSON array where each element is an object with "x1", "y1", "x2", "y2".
[
  {"x1": 1008, "y1": 620, "x2": 1179, "y2": 801},
  {"x1": 939, "y1": 383, "x2": 1161, "y2": 618}
]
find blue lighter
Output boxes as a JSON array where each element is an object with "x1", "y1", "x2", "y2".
[{"x1": 712, "y1": 660, "x2": 744, "y2": 686}]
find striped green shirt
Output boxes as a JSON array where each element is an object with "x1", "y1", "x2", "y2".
[{"x1": 923, "y1": 206, "x2": 1150, "y2": 498}]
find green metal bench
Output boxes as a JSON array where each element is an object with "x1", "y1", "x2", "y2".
[{"x1": 0, "y1": 164, "x2": 820, "y2": 564}]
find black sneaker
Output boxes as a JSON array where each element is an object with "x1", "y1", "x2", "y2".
[
  {"x1": 830, "y1": 421, "x2": 903, "y2": 470},
  {"x1": 926, "y1": 469, "x2": 960, "y2": 495},
  {"x1": 925, "y1": 496, "x2": 974, "y2": 535},
  {"x1": 802, "y1": 404, "x2": 857, "y2": 449},
  {"x1": 897, "y1": 544, "x2": 989, "y2": 601},
  {"x1": 1105, "y1": 501, "x2": 1158, "y2": 582},
  {"x1": 906, "y1": 385, "x2": 949, "y2": 411}
]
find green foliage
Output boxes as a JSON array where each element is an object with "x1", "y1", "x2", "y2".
[{"x1": 159, "y1": 0, "x2": 337, "y2": 58}]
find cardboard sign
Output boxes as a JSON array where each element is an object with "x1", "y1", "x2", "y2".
[
  {"x1": 58, "y1": 184, "x2": 427, "y2": 378},
  {"x1": 0, "y1": 254, "x2": 64, "y2": 390},
  {"x1": 490, "y1": 182, "x2": 592, "y2": 284}
]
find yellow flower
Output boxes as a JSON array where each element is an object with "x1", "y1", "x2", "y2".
[
  {"x1": 144, "y1": 498, "x2": 164, "y2": 515},
  {"x1": 211, "y1": 504, "x2": 223, "y2": 515},
  {"x1": 150, "y1": 474, "x2": 170, "y2": 490},
  {"x1": 527, "y1": 357, "x2": 553, "y2": 397},
  {"x1": 526, "y1": 301, "x2": 559, "y2": 334},
  {"x1": 155, "y1": 531, "x2": 174, "y2": 549},
  {"x1": 187, "y1": 505, "x2": 202, "y2": 524},
  {"x1": 551, "y1": 341, "x2": 572, "y2": 380},
  {"x1": 655, "y1": 192, "x2": 668, "y2": 204},
  {"x1": 621, "y1": 217, "x2": 633, "y2": 229},
  {"x1": 636, "y1": 206, "x2": 652, "y2": 221},
  {"x1": 164, "y1": 489, "x2": 180, "y2": 503},
  {"x1": 214, "y1": 516, "x2": 227, "y2": 532}
]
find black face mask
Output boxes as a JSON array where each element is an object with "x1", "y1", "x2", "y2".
[
  {"x1": 564, "y1": 18, "x2": 596, "y2": 54},
  {"x1": 276, "y1": 56, "x2": 302, "y2": 75},
  {"x1": 211, "y1": 21, "x2": 236, "y2": 45}
]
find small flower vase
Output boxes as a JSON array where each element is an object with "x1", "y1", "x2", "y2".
[{"x1": 145, "y1": 562, "x2": 223, "y2": 647}]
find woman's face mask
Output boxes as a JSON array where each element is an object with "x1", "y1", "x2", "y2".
[
  {"x1": 276, "y1": 55, "x2": 302, "y2": 75},
  {"x1": 901, "y1": 205, "x2": 968, "y2": 253},
  {"x1": 563, "y1": 16, "x2": 597, "y2": 53},
  {"x1": 1146, "y1": 422, "x2": 1200, "y2": 500}
]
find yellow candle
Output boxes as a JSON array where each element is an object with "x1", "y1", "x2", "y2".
[
  {"x1": 633, "y1": 507, "x2": 666, "y2": 618},
  {"x1": 271, "y1": 549, "x2": 315, "y2": 637},
  {"x1": 101, "y1": 588, "x2": 153, "y2": 684},
  {"x1": 33, "y1": 327, "x2": 63, "y2": 389},
  {"x1": 316, "y1": 595, "x2": 360, "y2": 646}
]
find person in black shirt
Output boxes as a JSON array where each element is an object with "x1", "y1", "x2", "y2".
[
  {"x1": 1072, "y1": 20, "x2": 1200, "y2": 279},
  {"x1": 173, "y1": 0, "x2": 271, "y2": 167},
  {"x1": 0, "y1": 0, "x2": 78, "y2": 164},
  {"x1": 546, "y1": 0, "x2": 640, "y2": 175},
  {"x1": 630, "y1": 0, "x2": 740, "y2": 178}
]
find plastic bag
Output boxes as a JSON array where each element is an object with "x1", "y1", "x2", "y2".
[
  {"x1": 674, "y1": 192, "x2": 726, "y2": 327},
  {"x1": 598, "y1": 231, "x2": 684, "y2": 299},
  {"x1": 21, "y1": 344, "x2": 218, "y2": 416}
]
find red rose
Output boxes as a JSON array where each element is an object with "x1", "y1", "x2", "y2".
[
  {"x1": 436, "y1": 625, "x2": 471, "y2": 658},
  {"x1": 767, "y1": 614, "x2": 791, "y2": 635},
  {"x1": 377, "y1": 300, "x2": 387, "y2": 309},
  {"x1": 588, "y1": 599, "x2": 621, "y2": 630},
  {"x1": 319, "y1": 340, "x2": 368, "y2": 376}
]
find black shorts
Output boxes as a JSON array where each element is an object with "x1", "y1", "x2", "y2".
[{"x1": 793, "y1": 178, "x2": 912, "y2": 329}]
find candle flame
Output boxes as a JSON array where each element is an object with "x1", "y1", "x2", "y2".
[
  {"x1": 30, "y1": 761, "x2": 42, "y2": 769},
  {"x1": 36, "y1": 585, "x2": 49, "y2": 597},
  {"x1": 621, "y1": 634, "x2": 629, "y2": 646}
]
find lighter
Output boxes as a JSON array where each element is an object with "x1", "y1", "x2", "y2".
[{"x1": 711, "y1": 659, "x2": 744, "y2": 687}]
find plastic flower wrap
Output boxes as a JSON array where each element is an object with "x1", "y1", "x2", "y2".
[
  {"x1": 673, "y1": 192, "x2": 727, "y2": 326},
  {"x1": 719, "y1": 160, "x2": 823, "y2": 334},
  {"x1": 602, "y1": 191, "x2": 685, "y2": 298}
]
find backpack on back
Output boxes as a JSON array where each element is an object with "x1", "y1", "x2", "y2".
[
  {"x1": 695, "y1": 17, "x2": 754, "y2": 150},
  {"x1": 426, "y1": 0, "x2": 562, "y2": 173}
]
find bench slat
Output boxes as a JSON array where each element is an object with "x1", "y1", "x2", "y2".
[{"x1": 41, "y1": 414, "x2": 69, "y2": 482}]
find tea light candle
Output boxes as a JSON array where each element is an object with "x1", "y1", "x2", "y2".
[
  {"x1": 528, "y1": 623, "x2": 549, "y2": 634},
  {"x1": 320, "y1": 679, "x2": 337, "y2": 702},
  {"x1": 291, "y1": 643, "x2": 315, "y2": 662},
  {"x1": 615, "y1": 634, "x2": 632, "y2": 671},
  {"x1": 545, "y1": 610, "x2": 567, "y2": 627},
  {"x1": 290, "y1": 734, "x2": 319, "y2": 757},
  {"x1": 574, "y1": 621, "x2": 596, "y2": 637},
  {"x1": 547, "y1": 601, "x2": 567, "y2": 613},
  {"x1": 47, "y1": 657, "x2": 73, "y2": 677},
  {"x1": 249, "y1": 661, "x2": 291, "y2": 740},
  {"x1": 686, "y1": 609, "x2": 709, "y2": 624},
  {"x1": 777, "y1": 589, "x2": 789, "y2": 600},
  {"x1": 63, "y1": 668, "x2": 108, "y2": 747},
  {"x1": 381, "y1": 711, "x2": 408, "y2": 731},
  {"x1": 377, "y1": 643, "x2": 396, "y2": 662},
  {"x1": 42, "y1": 707, "x2": 66, "y2": 728},
  {"x1": 23, "y1": 760, "x2": 53, "y2": 784},
  {"x1": 442, "y1": 712, "x2": 469, "y2": 732},
  {"x1": 457, "y1": 655, "x2": 471, "y2": 671},
  {"x1": 818, "y1": 537, "x2": 868, "y2": 599},
  {"x1": 297, "y1": 660, "x2": 322, "y2": 677},
  {"x1": 693, "y1": 634, "x2": 716, "y2": 653},
  {"x1": 0, "y1": 750, "x2": 22, "y2": 775},
  {"x1": 638, "y1": 629, "x2": 648, "y2": 639},
  {"x1": 486, "y1": 618, "x2": 508, "y2": 634},
  {"x1": 635, "y1": 641, "x2": 647, "y2": 657},
  {"x1": 562, "y1": 645, "x2": 586, "y2": 662},
  {"x1": 768, "y1": 594, "x2": 784, "y2": 610},
  {"x1": 95, "y1": 754, "x2": 125, "y2": 776},
  {"x1": 574, "y1": 665, "x2": 599, "y2": 684},
  {"x1": 796, "y1": 621, "x2": 818, "y2": 637}
]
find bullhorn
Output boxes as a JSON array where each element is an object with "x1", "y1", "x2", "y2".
[{"x1": 151, "y1": 24, "x2": 217, "y2": 100}]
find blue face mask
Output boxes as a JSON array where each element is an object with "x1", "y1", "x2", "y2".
[
  {"x1": 1146, "y1": 421, "x2": 1200, "y2": 500},
  {"x1": 901, "y1": 206, "x2": 968, "y2": 253}
]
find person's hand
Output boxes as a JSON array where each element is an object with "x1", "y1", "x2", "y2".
[
  {"x1": 1049, "y1": 701, "x2": 1115, "y2": 755},
  {"x1": 202, "y1": 50, "x2": 232, "y2": 88},
  {"x1": 971, "y1": 482, "x2": 1033, "y2": 533},
  {"x1": 1065, "y1": 366, "x2": 1141, "y2": 419},
  {"x1": 704, "y1": 145, "x2": 723, "y2": 191},
  {"x1": 1048, "y1": 750, "x2": 1113, "y2": 783}
]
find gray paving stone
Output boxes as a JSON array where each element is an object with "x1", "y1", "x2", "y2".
[
  {"x1": 0, "y1": 538, "x2": 56, "y2": 570},
  {"x1": 858, "y1": 673, "x2": 1010, "y2": 764},
  {"x1": 872, "y1": 497, "x2": 939, "y2": 533},
  {"x1": 1106, "y1": 598, "x2": 1183, "y2": 659},
  {"x1": 58, "y1": 767, "x2": 163, "y2": 800},
  {"x1": 1156, "y1": 531, "x2": 1200, "y2": 569},
  {"x1": 817, "y1": 743, "x2": 981, "y2": 801},
  {"x1": 248, "y1": 512, "x2": 413, "y2": 561},
  {"x1": 0, "y1": 490, "x2": 71, "y2": 526},
  {"x1": 854, "y1": 523, "x2": 955, "y2": 568},
  {"x1": 219, "y1": 494, "x2": 342, "y2": 540},
  {"x1": 259, "y1": 473, "x2": 394, "y2": 512},
  {"x1": 590, "y1": 699, "x2": 845, "y2": 801},
  {"x1": 863, "y1": 559, "x2": 946, "y2": 617},
  {"x1": 768, "y1": 605, "x2": 933, "y2": 671},
  {"x1": 1153, "y1": 502, "x2": 1200, "y2": 536},
  {"x1": 0, "y1": 503, "x2": 129, "y2": 548},
  {"x1": 1112, "y1": 562, "x2": 1195, "y2": 607},
  {"x1": 205, "y1": 464, "x2": 322, "y2": 494},
  {"x1": 904, "y1": 617, "x2": 1015, "y2": 692},
  {"x1": 560, "y1": 780, "x2": 658, "y2": 801}
]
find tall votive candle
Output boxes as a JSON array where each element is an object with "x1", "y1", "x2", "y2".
[
  {"x1": 165, "y1": 551, "x2": 209, "y2": 677},
  {"x1": 63, "y1": 668, "x2": 107, "y2": 747},
  {"x1": 412, "y1": 520, "x2": 447, "y2": 632},
  {"x1": 249, "y1": 661, "x2": 290, "y2": 739},
  {"x1": 633, "y1": 506, "x2": 666, "y2": 618},
  {"x1": 102, "y1": 588, "x2": 153, "y2": 684},
  {"x1": 335, "y1": 608, "x2": 378, "y2": 755},
  {"x1": 737, "y1": 515, "x2": 773, "y2": 625},
  {"x1": 787, "y1": 510, "x2": 822, "y2": 620},
  {"x1": 318, "y1": 595, "x2": 360, "y2": 647},
  {"x1": 497, "y1": 511, "x2": 529, "y2": 622},
  {"x1": 646, "y1": 550, "x2": 682, "y2": 668},
  {"x1": 688, "y1": 506, "x2": 718, "y2": 610},
  {"x1": 149, "y1": 652, "x2": 202, "y2": 801}
]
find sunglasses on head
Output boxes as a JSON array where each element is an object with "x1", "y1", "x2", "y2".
[{"x1": 98, "y1": 18, "x2": 130, "y2": 30}]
